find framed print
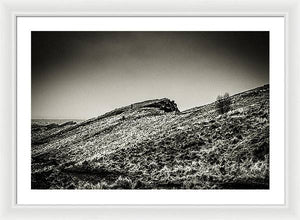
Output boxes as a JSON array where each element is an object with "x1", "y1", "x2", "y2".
[
  {"x1": 15, "y1": 16, "x2": 285, "y2": 206},
  {"x1": 1, "y1": 0, "x2": 300, "y2": 219}
]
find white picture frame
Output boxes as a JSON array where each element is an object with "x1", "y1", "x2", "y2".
[
  {"x1": 16, "y1": 16, "x2": 285, "y2": 206},
  {"x1": 0, "y1": 0, "x2": 299, "y2": 219}
]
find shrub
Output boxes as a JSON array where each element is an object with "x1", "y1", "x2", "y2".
[{"x1": 216, "y1": 92, "x2": 232, "y2": 114}]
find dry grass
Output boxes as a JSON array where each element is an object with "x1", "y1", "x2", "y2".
[{"x1": 31, "y1": 85, "x2": 269, "y2": 189}]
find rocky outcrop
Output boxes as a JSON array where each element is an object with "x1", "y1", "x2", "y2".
[
  {"x1": 102, "y1": 98, "x2": 179, "y2": 118},
  {"x1": 142, "y1": 98, "x2": 179, "y2": 113}
]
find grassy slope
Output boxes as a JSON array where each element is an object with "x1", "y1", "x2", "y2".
[{"x1": 31, "y1": 85, "x2": 269, "y2": 189}]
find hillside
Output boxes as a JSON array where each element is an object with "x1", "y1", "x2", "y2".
[{"x1": 31, "y1": 85, "x2": 269, "y2": 189}]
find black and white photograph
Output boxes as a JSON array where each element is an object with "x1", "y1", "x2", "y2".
[{"x1": 31, "y1": 31, "x2": 270, "y2": 190}]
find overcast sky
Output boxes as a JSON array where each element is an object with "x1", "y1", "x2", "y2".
[{"x1": 32, "y1": 31, "x2": 269, "y2": 119}]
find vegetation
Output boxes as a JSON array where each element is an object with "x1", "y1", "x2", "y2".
[
  {"x1": 31, "y1": 85, "x2": 270, "y2": 189},
  {"x1": 216, "y1": 92, "x2": 232, "y2": 114}
]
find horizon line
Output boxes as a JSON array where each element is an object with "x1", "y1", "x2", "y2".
[{"x1": 31, "y1": 83, "x2": 269, "y2": 120}]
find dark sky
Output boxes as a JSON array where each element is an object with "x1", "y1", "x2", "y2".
[{"x1": 32, "y1": 31, "x2": 269, "y2": 119}]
